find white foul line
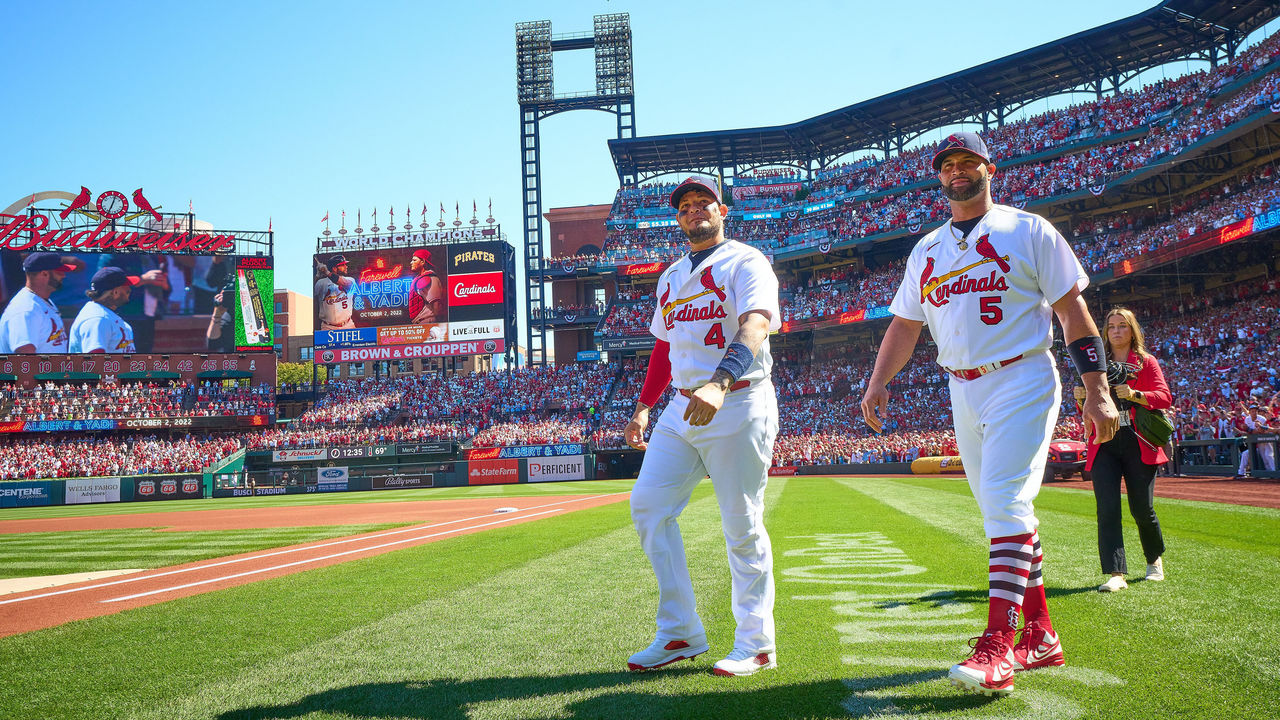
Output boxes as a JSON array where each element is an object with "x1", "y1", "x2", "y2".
[
  {"x1": 0, "y1": 492, "x2": 624, "y2": 606},
  {"x1": 101, "y1": 508, "x2": 566, "y2": 603}
]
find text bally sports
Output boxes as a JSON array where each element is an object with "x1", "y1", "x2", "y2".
[
  {"x1": 0, "y1": 213, "x2": 238, "y2": 254},
  {"x1": 448, "y1": 271, "x2": 504, "y2": 306}
]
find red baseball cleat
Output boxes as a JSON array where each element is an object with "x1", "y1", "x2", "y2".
[
  {"x1": 627, "y1": 636, "x2": 710, "y2": 671},
  {"x1": 948, "y1": 631, "x2": 1016, "y2": 696},
  {"x1": 1011, "y1": 622, "x2": 1065, "y2": 671}
]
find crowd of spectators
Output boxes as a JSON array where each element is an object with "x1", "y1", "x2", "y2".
[
  {"x1": 0, "y1": 434, "x2": 244, "y2": 480},
  {"x1": 470, "y1": 418, "x2": 592, "y2": 447},
  {"x1": 1073, "y1": 165, "x2": 1280, "y2": 273},
  {"x1": 780, "y1": 259, "x2": 906, "y2": 323},
  {"x1": 530, "y1": 301, "x2": 606, "y2": 321},
  {"x1": 601, "y1": 302, "x2": 652, "y2": 337},
  {"x1": 582, "y1": 33, "x2": 1280, "y2": 267},
  {"x1": 0, "y1": 381, "x2": 274, "y2": 422}
]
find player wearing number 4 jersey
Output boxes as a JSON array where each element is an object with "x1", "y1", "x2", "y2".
[
  {"x1": 862, "y1": 132, "x2": 1120, "y2": 697},
  {"x1": 625, "y1": 176, "x2": 781, "y2": 678}
]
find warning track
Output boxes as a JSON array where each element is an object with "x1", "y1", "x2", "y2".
[{"x1": 0, "y1": 493, "x2": 628, "y2": 638}]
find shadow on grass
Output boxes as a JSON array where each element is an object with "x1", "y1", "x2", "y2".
[{"x1": 213, "y1": 669, "x2": 987, "y2": 720}]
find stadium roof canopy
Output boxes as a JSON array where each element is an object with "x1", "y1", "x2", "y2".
[{"x1": 608, "y1": 0, "x2": 1278, "y2": 183}]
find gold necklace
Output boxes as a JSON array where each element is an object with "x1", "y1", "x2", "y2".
[{"x1": 949, "y1": 222, "x2": 968, "y2": 251}]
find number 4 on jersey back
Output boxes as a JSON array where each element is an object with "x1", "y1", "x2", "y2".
[{"x1": 703, "y1": 323, "x2": 726, "y2": 349}]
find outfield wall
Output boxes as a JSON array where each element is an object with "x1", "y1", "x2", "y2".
[{"x1": 0, "y1": 474, "x2": 206, "y2": 508}]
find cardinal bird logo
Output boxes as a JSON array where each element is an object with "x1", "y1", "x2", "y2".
[
  {"x1": 974, "y1": 234, "x2": 1011, "y2": 273},
  {"x1": 659, "y1": 284, "x2": 671, "y2": 308},
  {"x1": 115, "y1": 333, "x2": 133, "y2": 351},
  {"x1": 132, "y1": 188, "x2": 163, "y2": 224},
  {"x1": 60, "y1": 186, "x2": 91, "y2": 219},
  {"x1": 919, "y1": 256, "x2": 937, "y2": 301},
  {"x1": 699, "y1": 267, "x2": 727, "y2": 302},
  {"x1": 944, "y1": 134, "x2": 965, "y2": 149}
]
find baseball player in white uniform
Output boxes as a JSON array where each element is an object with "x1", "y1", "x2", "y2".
[
  {"x1": 315, "y1": 255, "x2": 356, "y2": 331},
  {"x1": 0, "y1": 252, "x2": 80, "y2": 354},
  {"x1": 624, "y1": 176, "x2": 782, "y2": 677},
  {"x1": 69, "y1": 267, "x2": 143, "y2": 353},
  {"x1": 861, "y1": 133, "x2": 1119, "y2": 697}
]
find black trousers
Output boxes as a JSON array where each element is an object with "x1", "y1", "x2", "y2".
[{"x1": 1091, "y1": 426, "x2": 1165, "y2": 574}]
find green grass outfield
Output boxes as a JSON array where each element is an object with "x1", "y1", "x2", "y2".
[{"x1": 0, "y1": 476, "x2": 1277, "y2": 720}]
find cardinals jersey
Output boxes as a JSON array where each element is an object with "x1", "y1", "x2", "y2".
[
  {"x1": 409, "y1": 271, "x2": 445, "y2": 323},
  {"x1": 649, "y1": 240, "x2": 781, "y2": 389},
  {"x1": 0, "y1": 287, "x2": 68, "y2": 353},
  {"x1": 315, "y1": 275, "x2": 356, "y2": 330},
  {"x1": 889, "y1": 204, "x2": 1087, "y2": 370},
  {"x1": 68, "y1": 301, "x2": 135, "y2": 353}
]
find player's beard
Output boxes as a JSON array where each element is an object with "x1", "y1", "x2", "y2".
[
  {"x1": 683, "y1": 213, "x2": 722, "y2": 243},
  {"x1": 942, "y1": 173, "x2": 987, "y2": 202}
]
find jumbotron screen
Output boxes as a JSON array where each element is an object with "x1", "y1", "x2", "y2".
[
  {"x1": 312, "y1": 241, "x2": 515, "y2": 362},
  {"x1": 0, "y1": 250, "x2": 274, "y2": 355}
]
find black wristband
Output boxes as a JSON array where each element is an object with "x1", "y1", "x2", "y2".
[
  {"x1": 1067, "y1": 335, "x2": 1107, "y2": 378},
  {"x1": 715, "y1": 341, "x2": 754, "y2": 383}
]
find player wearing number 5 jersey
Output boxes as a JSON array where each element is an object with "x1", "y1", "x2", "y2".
[
  {"x1": 861, "y1": 133, "x2": 1119, "y2": 697},
  {"x1": 315, "y1": 255, "x2": 356, "y2": 331},
  {"x1": 624, "y1": 176, "x2": 782, "y2": 677}
]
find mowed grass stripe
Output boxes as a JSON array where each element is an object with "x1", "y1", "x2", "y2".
[
  {"x1": 2, "y1": 476, "x2": 1278, "y2": 719},
  {"x1": 127, "y1": 487, "x2": 744, "y2": 720},
  {"x1": 0, "y1": 487, "x2": 644, "y2": 720},
  {"x1": 832, "y1": 475, "x2": 1280, "y2": 717},
  {"x1": 0, "y1": 525, "x2": 403, "y2": 579}
]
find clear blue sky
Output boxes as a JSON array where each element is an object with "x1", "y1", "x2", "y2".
[{"x1": 3, "y1": 1, "x2": 1274, "y2": 344}]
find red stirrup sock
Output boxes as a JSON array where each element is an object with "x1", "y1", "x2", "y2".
[
  {"x1": 1020, "y1": 531, "x2": 1053, "y2": 633},
  {"x1": 987, "y1": 532, "x2": 1034, "y2": 635}
]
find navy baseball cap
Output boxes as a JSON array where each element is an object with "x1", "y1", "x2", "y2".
[
  {"x1": 326, "y1": 254, "x2": 348, "y2": 268},
  {"x1": 22, "y1": 252, "x2": 78, "y2": 273},
  {"x1": 932, "y1": 132, "x2": 992, "y2": 170},
  {"x1": 89, "y1": 267, "x2": 140, "y2": 294},
  {"x1": 670, "y1": 175, "x2": 722, "y2": 209}
]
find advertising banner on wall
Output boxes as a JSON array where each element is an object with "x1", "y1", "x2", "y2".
[
  {"x1": 273, "y1": 449, "x2": 328, "y2": 463},
  {"x1": 467, "y1": 458, "x2": 520, "y2": 485},
  {"x1": 526, "y1": 455, "x2": 586, "y2": 482},
  {"x1": 370, "y1": 472, "x2": 434, "y2": 490},
  {"x1": 315, "y1": 466, "x2": 349, "y2": 492},
  {"x1": 133, "y1": 475, "x2": 202, "y2": 501},
  {"x1": 65, "y1": 477, "x2": 122, "y2": 504},
  {"x1": 0, "y1": 481, "x2": 53, "y2": 507}
]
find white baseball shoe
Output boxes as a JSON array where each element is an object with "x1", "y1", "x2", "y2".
[
  {"x1": 627, "y1": 635, "x2": 709, "y2": 671},
  {"x1": 712, "y1": 648, "x2": 777, "y2": 676},
  {"x1": 1146, "y1": 557, "x2": 1165, "y2": 582},
  {"x1": 1098, "y1": 575, "x2": 1128, "y2": 592}
]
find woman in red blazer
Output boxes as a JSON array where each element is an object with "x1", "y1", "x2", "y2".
[{"x1": 1085, "y1": 308, "x2": 1172, "y2": 592}]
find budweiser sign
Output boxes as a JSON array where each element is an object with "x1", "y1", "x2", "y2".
[
  {"x1": 448, "y1": 271, "x2": 504, "y2": 306},
  {"x1": 0, "y1": 214, "x2": 237, "y2": 254}
]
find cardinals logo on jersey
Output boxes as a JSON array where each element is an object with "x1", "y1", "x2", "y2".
[
  {"x1": 46, "y1": 320, "x2": 65, "y2": 345},
  {"x1": 115, "y1": 332, "x2": 133, "y2": 351},
  {"x1": 660, "y1": 269, "x2": 728, "y2": 330},
  {"x1": 919, "y1": 234, "x2": 1011, "y2": 308}
]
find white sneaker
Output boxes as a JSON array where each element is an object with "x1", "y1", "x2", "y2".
[
  {"x1": 1146, "y1": 557, "x2": 1165, "y2": 582},
  {"x1": 712, "y1": 648, "x2": 777, "y2": 676},
  {"x1": 627, "y1": 635, "x2": 709, "y2": 671},
  {"x1": 1098, "y1": 575, "x2": 1128, "y2": 592}
]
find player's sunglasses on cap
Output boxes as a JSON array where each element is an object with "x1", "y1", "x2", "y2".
[
  {"x1": 89, "y1": 267, "x2": 141, "y2": 294},
  {"x1": 326, "y1": 255, "x2": 348, "y2": 268},
  {"x1": 670, "y1": 175, "x2": 723, "y2": 209},
  {"x1": 22, "y1": 252, "x2": 78, "y2": 273},
  {"x1": 932, "y1": 131, "x2": 992, "y2": 171}
]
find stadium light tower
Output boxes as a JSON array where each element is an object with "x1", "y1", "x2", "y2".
[{"x1": 516, "y1": 14, "x2": 635, "y2": 366}]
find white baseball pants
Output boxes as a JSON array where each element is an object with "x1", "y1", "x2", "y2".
[
  {"x1": 630, "y1": 381, "x2": 778, "y2": 654},
  {"x1": 949, "y1": 351, "x2": 1060, "y2": 538}
]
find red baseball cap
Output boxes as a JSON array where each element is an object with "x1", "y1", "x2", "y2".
[
  {"x1": 412, "y1": 249, "x2": 432, "y2": 263},
  {"x1": 670, "y1": 176, "x2": 722, "y2": 209}
]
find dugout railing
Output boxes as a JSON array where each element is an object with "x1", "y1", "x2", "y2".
[{"x1": 1174, "y1": 435, "x2": 1280, "y2": 480}]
